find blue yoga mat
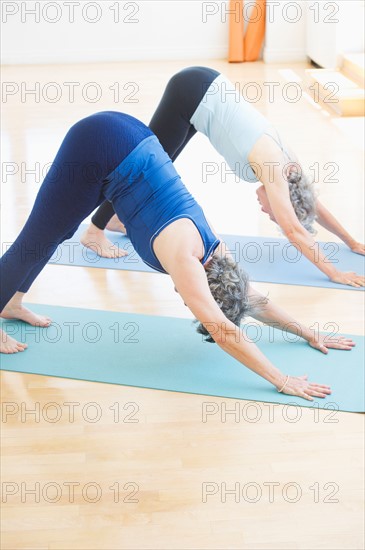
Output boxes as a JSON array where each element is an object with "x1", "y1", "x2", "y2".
[
  {"x1": 1, "y1": 304, "x2": 363, "y2": 412},
  {"x1": 49, "y1": 225, "x2": 364, "y2": 291}
]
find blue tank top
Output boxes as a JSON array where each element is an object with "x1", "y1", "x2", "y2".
[{"x1": 103, "y1": 135, "x2": 220, "y2": 273}]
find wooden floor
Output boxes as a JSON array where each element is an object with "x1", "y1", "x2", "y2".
[{"x1": 1, "y1": 60, "x2": 364, "y2": 550}]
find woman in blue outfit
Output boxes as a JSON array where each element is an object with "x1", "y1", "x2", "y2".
[
  {"x1": 83, "y1": 67, "x2": 365, "y2": 288},
  {"x1": 0, "y1": 111, "x2": 355, "y2": 401}
]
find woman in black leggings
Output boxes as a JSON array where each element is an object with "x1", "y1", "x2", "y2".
[{"x1": 82, "y1": 66, "x2": 364, "y2": 288}]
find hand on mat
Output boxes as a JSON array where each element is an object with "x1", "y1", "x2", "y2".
[
  {"x1": 330, "y1": 271, "x2": 365, "y2": 288},
  {"x1": 278, "y1": 375, "x2": 331, "y2": 401},
  {"x1": 308, "y1": 333, "x2": 356, "y2": 354},
  {"x1": 350, "y1": 242, "x2": 365, "y2": 256}
]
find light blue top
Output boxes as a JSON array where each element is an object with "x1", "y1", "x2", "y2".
[{"x1": 190, "y1": 73, "x2": 270, "y2": 183}]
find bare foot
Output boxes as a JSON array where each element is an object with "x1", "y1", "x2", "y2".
[
  {"x1": 0, "y1": 329, "x2": 28, "y2": 354},
  {"x1": 106, "y1": 215, "x2": 127, "y2": 234},
  {"x1": 81, "y1": 224, "x2": 128, "y2": 259},
  {"x1": 0, "y1": 304, "x2": 52, "y2": 327}
]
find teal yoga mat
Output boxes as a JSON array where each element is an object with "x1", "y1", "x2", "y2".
[
  {"x1": 1, "y1": 304, "x2": 363, "y2": 412},
  {"x1": 49, "y1": 225, "x2": 365, "y2": 291}
]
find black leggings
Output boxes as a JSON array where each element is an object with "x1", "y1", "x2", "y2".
[{"x1": 91, "y1": 66, "x2": 220, "y2": 230}]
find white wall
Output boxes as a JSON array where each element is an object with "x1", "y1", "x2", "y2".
[
  {"x1": 1, "y1": 0, "x2": 311, "y2": 66},
  {"x1": 2, "y1": 0, "x2": 361, "y2": 67},
  {"x1": 264, "y1": 0, "x2": 365, "y2": 67},
  {"x1": 1, "y1": 0, "x2": 230, "y2": 64},
  {"x1": 306, "y1": 0, "x2": 365, "y2": 69},
  {"x1": 263, "y1": 1, "x2": 307, "y2": 63}
]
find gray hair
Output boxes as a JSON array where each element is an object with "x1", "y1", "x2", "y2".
[
  {"x1": 287, "y1": 169, "x2": 317, "y2": 234},
  {"x1": 195, "y1": 255, "x2": 268, "y2": 343}
]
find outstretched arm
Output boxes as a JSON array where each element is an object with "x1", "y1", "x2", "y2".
[
  {"x1": 166, "y1": 254, "x2": 332, "y2": 401},
  {"x1": 212, "y1": 237, "x2": 355, "y2": 352},
  {"x1": 315, "y1": 200, "x2": 365, "y2": 255},
  {"x1": 249, "y1": 134, "x2": 365, "y2": 287},
  {"x1": 246, "y1": 285, "x2": 355, "y2": 353},
  {"x1": 266, "y1": 171, "x2": 364, "y2": 287}
]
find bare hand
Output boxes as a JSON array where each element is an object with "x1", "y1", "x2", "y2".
[
  {"x1": 277, "y1": 375, "x2": 331, "y2": 401},
  {"x1": 350, "y1": 242, "x2": 365, "y2": 256},
  {"x1": 331, "y1": 271, "x2": 365, "y2": 288},
  {"x1": 309, "y1": 333, "x2": 356, "y2": 354}
]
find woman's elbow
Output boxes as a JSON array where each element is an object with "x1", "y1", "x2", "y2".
[{"x1": 281, "y1": 223, "x2": 307, "y2": 242}]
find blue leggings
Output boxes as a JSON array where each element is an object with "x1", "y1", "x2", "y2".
[{"x1": 0, "y1": 112, "x2": 152, "y2": 312}]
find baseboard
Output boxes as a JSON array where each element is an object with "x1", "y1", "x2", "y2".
[
  {"x1": 1, "y1": 46, "x2": 228, "y2": 66},
  {"x1": 263, "y1": 47, "x2": 308, "y2": 64}
]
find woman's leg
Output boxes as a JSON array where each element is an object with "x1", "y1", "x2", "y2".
[
  {"x1": 82, "y1": 200, "x2": 127, "y2": 256},
  {"x1": 149, "y1": 66, "x2": 219, "y2": 158},
  {"x1": 148, "y1": 73, "x2": 197, "y2": 159},
  {"x1": 2, "y1": 242, "x2": 65, "y2": 329},
  {"x1": 80, "y1": 213, "x2": 128, "y2": 257},
  {"x1": 169, "y1": 125, "x2": 198, "y2": 162},
  {"x1": 91, "y1": 200, "x2": 115, "y2": 230},
  {"x1": 1, "y1": 111, "x2": 149, "y2": 353},
  {"x1": 0, "y1": 226, "x2": 78, "y2": 353},
  {"x1": 0, "y1": 171, "x2": 103, "y2": 352},
  {"x1": 1, "y1": 224, "x2": 80, "y2": 328},
  {"x1": 0, "y1": 111, "x2": 137, "y2": 315}
]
